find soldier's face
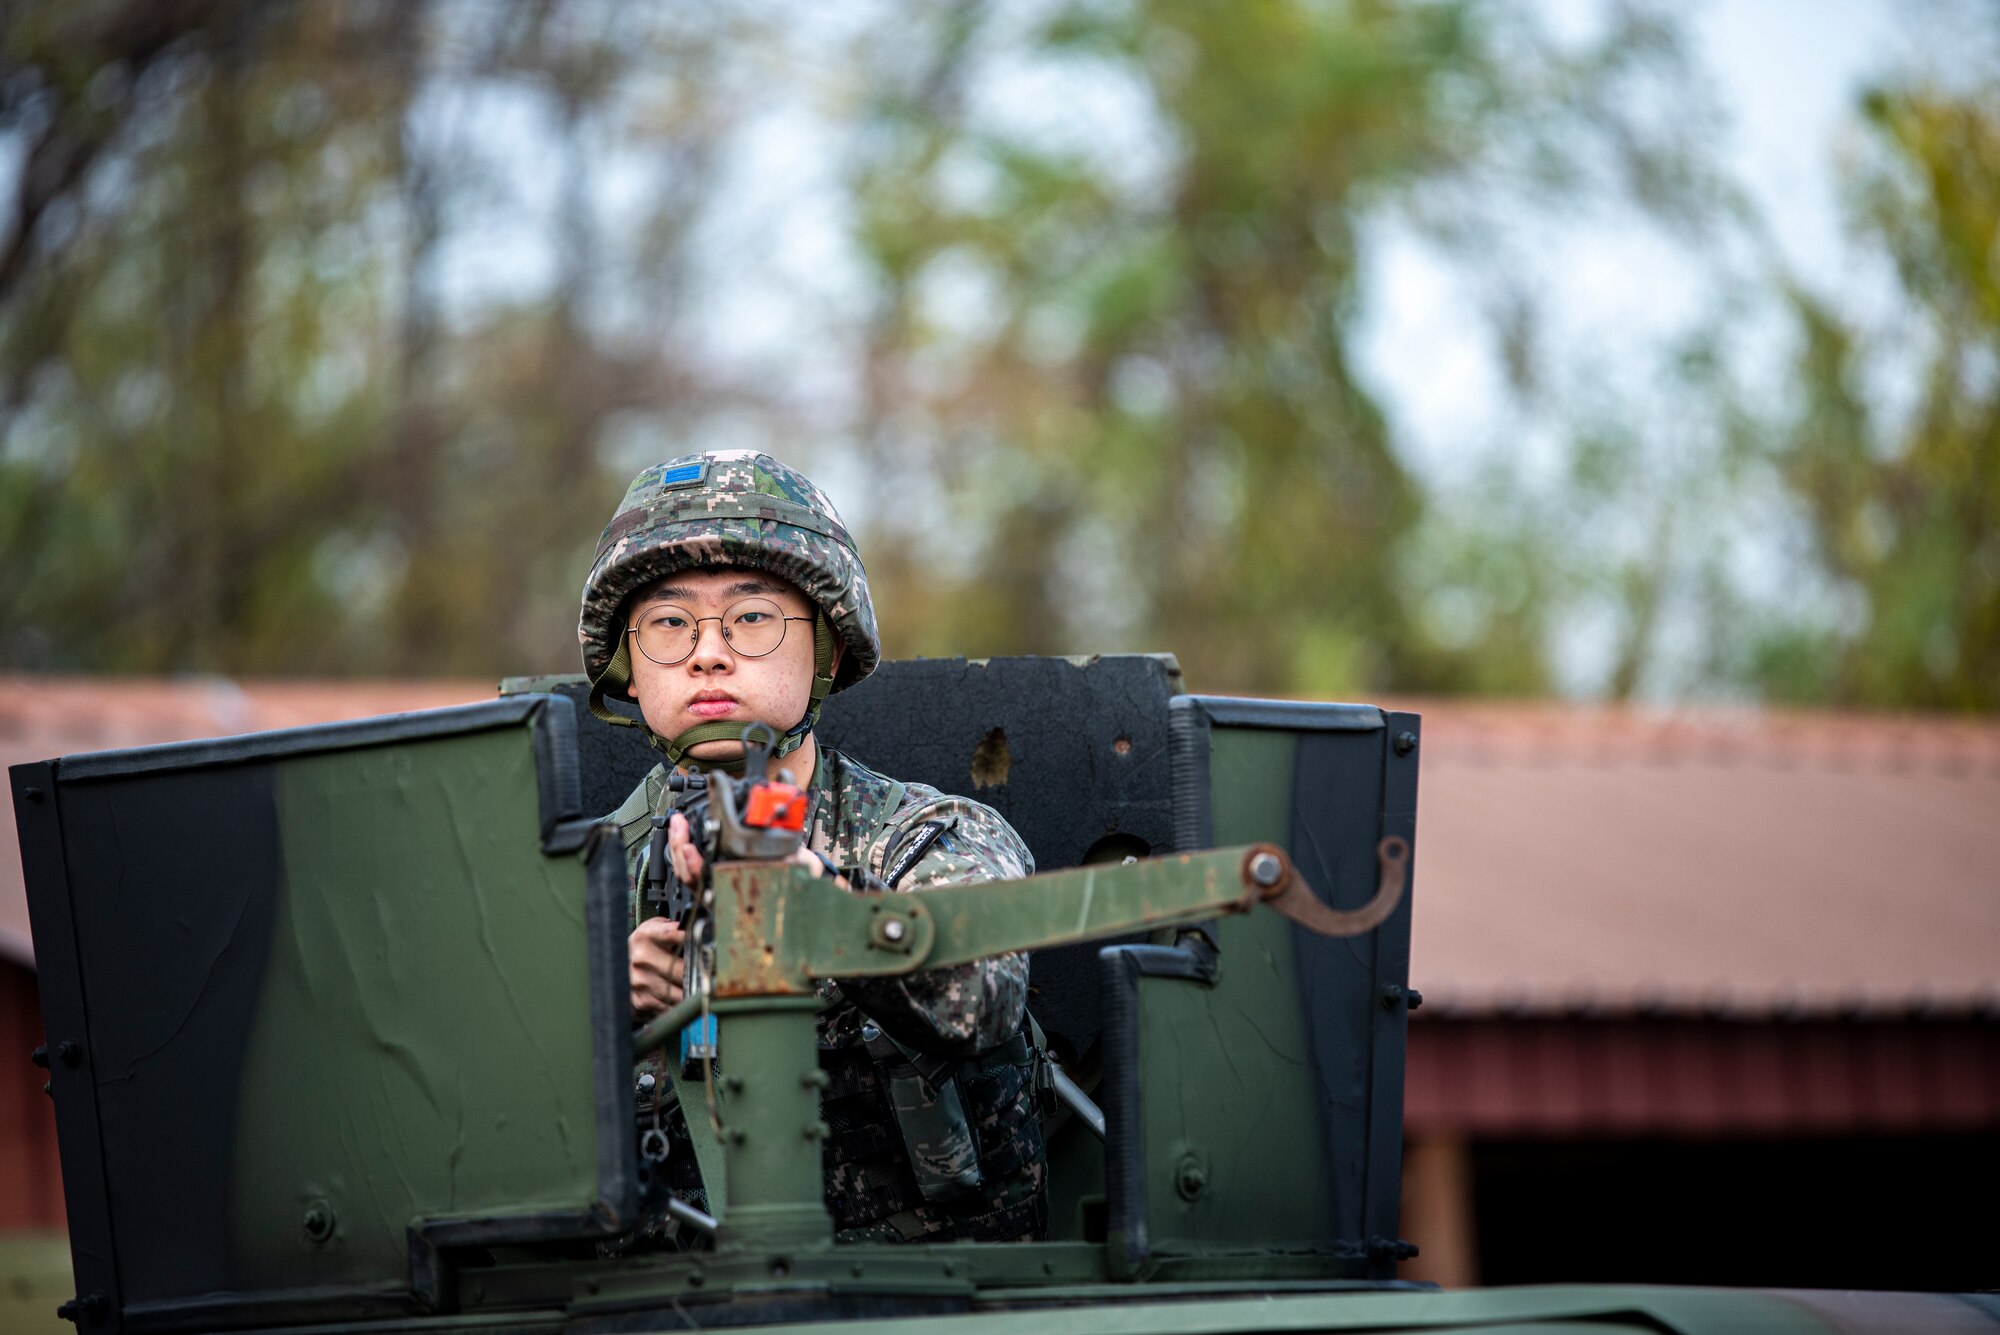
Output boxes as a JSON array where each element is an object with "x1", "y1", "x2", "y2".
[{"x1": 623, "y1": 567, "x2": 836, "y2": 763}]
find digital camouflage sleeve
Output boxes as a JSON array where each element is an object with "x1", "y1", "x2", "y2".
[{"x1": 805, "y1": 753, "x2": 1034, "y2": 1057}]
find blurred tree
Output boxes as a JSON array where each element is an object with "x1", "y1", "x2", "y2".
[
  {"x1": 842, "y1": 0, "x2": 1716, "y2": 697},
  {"x1": 0, "y1": 1, "x2": 753, "y2": 675},
  {"x1": 0, "y1": 0, "x2": 1831, "y2": 708},
  {"x1": 1746, "y1": 80, "x2": 2000, "y2": 709}
]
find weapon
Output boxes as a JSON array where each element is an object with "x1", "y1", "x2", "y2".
[
  {"x1": 641, "y1": 724, "x2": 813, "y2": 1071},
  {"x1": 641, "y1": 723, "x2": 811, "y2": 920}
]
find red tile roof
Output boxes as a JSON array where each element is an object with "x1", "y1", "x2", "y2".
[
  {"x1": 4, "y1": 681, "x2": 1997, "y2": 1018},
  {"x1": 1398, "y1": 702, "x2": 2000, "y2": 1018}
]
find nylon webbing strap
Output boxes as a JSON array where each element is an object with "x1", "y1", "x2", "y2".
[
  {"x1": 662, "y1": 719, "x2": 756, "y2": 770},
  {"x1": 587, "y1": 633, "x2": 641, "y2": 728}
]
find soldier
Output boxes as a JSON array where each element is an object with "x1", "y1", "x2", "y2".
[{"x1": 577, "y1": 450, "x2": 1050, "y2": 1246}]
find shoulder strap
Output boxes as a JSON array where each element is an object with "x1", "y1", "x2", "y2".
[{"x1": 611, "y1": 764, "x2": 667, "y2": 851}]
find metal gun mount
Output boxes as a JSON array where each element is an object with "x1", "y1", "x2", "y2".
[
  {"x1": 630, "y1": 834, "x2": 1411, "y2": 1258},
  {"x1": 633, "y1": 836, "x2": 1407, "y2": 1048}
]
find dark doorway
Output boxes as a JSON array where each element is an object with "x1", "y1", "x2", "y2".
[{"x1": 1472, "y1": 1133, "x2": 1999, "y2": 1291}]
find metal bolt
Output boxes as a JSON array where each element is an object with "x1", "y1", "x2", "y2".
[
  {"x1": 1175, "y1": 1154, "x2": 1207, "y2": 1201},
  {"x1": 56, "y1": 1292, "x2": 105, "y2": 1324},
  {"x1": 302, "y1": 1200, "x2": 335, "y2": 1245},
  {"x1": 1247, "y1": 851, "x2": 1283, "y2": 888},
  {"x1": 57, "y1": 1040, "x2": 80, "y2": 1068},
  {"x1": 1394, "y1": 730, "x2": 1417, "y2": 757},
  {"x1": 881, "y1": 917, "x2": 906, "y2": 943},
  {"x1": 636, "y1": 1072, "x2": 656, "y2": 1093},
  {"x1": 30, "y1": 1046, "x2": 48, "y2": 1070},
  {"x1": 23, "y1": 786, "x2": 42, "y2": 803},
  {"x1": 1381, "y1": 984, "x2": 1423, "y2": 1012}
]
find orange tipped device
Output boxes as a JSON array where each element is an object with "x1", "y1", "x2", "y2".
[{"x1": 743, "y1": 780, "x2": 808, "y2": 832}]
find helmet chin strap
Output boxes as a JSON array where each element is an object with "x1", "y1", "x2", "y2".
[{"x1": 587, "y1": 611, "x2": 836, "y2": 778}]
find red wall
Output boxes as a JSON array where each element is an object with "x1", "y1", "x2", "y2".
[
  {"x1": 1407, "y1": 1015, "x2": 2000, "y2": 1138},
  {"x1": 0, "y1": 962, "x2": 64, "y2": 1229}
]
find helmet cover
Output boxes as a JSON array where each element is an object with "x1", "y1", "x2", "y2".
[{"x1": 578, "y1": 451, "x2": 880, "y2": 694}]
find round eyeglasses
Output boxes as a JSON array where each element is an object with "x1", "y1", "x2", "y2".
[{"x1": 626, "y1": 596, "x2": 813, "y2": 667}]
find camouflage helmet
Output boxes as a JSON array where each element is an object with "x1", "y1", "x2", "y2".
[{"x1": 578, "y1": 452, "x2": 880, "y2": 764}]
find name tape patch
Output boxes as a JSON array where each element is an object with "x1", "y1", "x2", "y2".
[{"x1": 660, "y1": 461, "x2": 707, "y2": 490}]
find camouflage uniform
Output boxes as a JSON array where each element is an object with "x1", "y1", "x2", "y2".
[
  {"x1": 610, "y1": 751, "x2": 1049, "y2": 1243},
  {"x1": 582, "y1": 451, "x2": 1048, "y2": 1246}
]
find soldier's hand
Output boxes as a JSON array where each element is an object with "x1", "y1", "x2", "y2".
[
  {"x1": 792, "y1": 846, "x2": 850, "y2": 890},
  {"x1": 667, "y1": 810, "x2": 704, "y2": 886},
  {"x1": 629, "y1": 917, "x2": 687, "y2": 1021}
]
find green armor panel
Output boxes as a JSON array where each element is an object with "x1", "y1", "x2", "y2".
[{"x1": 12, "y1": 697, "x2": 632, "y2": 1329}]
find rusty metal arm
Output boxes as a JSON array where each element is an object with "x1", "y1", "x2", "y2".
[{"x1": 708, "y1": 838, "x2": 1408, "y2": 998}]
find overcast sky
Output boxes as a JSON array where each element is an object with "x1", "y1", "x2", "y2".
[{"x1": 1354, "y1": 0, "x2": 1918, "y2": 486}]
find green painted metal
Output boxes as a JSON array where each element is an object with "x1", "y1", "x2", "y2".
[
  {"x1": 712, "y1": 999, "x2": 834, "y2": 1253},
  {"x1": 1042, "y1": 1107, "x2": 1107, "y2": 1243},
  {"x1": 28, "y1": 683, "x2": 1990, "y2": 1335},
  {"x1": 387, "y1": 1237, "x2": 1993, "y2": 1335},
  {"x1": 229, "y1": 725, "x2": 604, "y2": 1290},
  {"x1": 694, "y1": 843, "x2": 1292, "y2": 1262},
  {"x1": 759, "y1": 1283, "x2": 1848, "y2": 1334},
  {"x1": 632, "y1": 991, "x2": 706, "y2": 1059},
  {"x1": 1126, "y1": 727, "x2": 1343, "y2": 1262},
  {"x1": 668, "y1": 1040, "x2": 729, "y2": 1215},
  {"x1": 498, "y1": 674, "x2": 581, "y2": 696},
  {"x1": 709, "y1": 847, "x2": 1269, "y2": 996},
  {"x1": 464, "y1": 1277, "x2": 1946, "y2": 1334}
]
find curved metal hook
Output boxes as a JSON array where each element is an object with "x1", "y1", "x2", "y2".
[{"x1": 1241, "y1": 837, "x2": 1408, "y2": 938}]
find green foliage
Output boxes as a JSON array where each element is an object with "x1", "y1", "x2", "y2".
[
  {"x1": 843, "y1": 0, "x2": 1697, "y2": 697},
  {"x1": 2, "y1": 1, "x2": 1990, "y2": 712},
  {"x1": 1747, "y1": 82, "x2": 2000, "y2": 709},
  {"x1": 0, "y1": 3, "x2": 711, "y2": 675}
]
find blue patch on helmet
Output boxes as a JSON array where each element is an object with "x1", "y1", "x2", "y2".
[{"x1": 660, "y1": 461, "x2": 707, "y2": 489}]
